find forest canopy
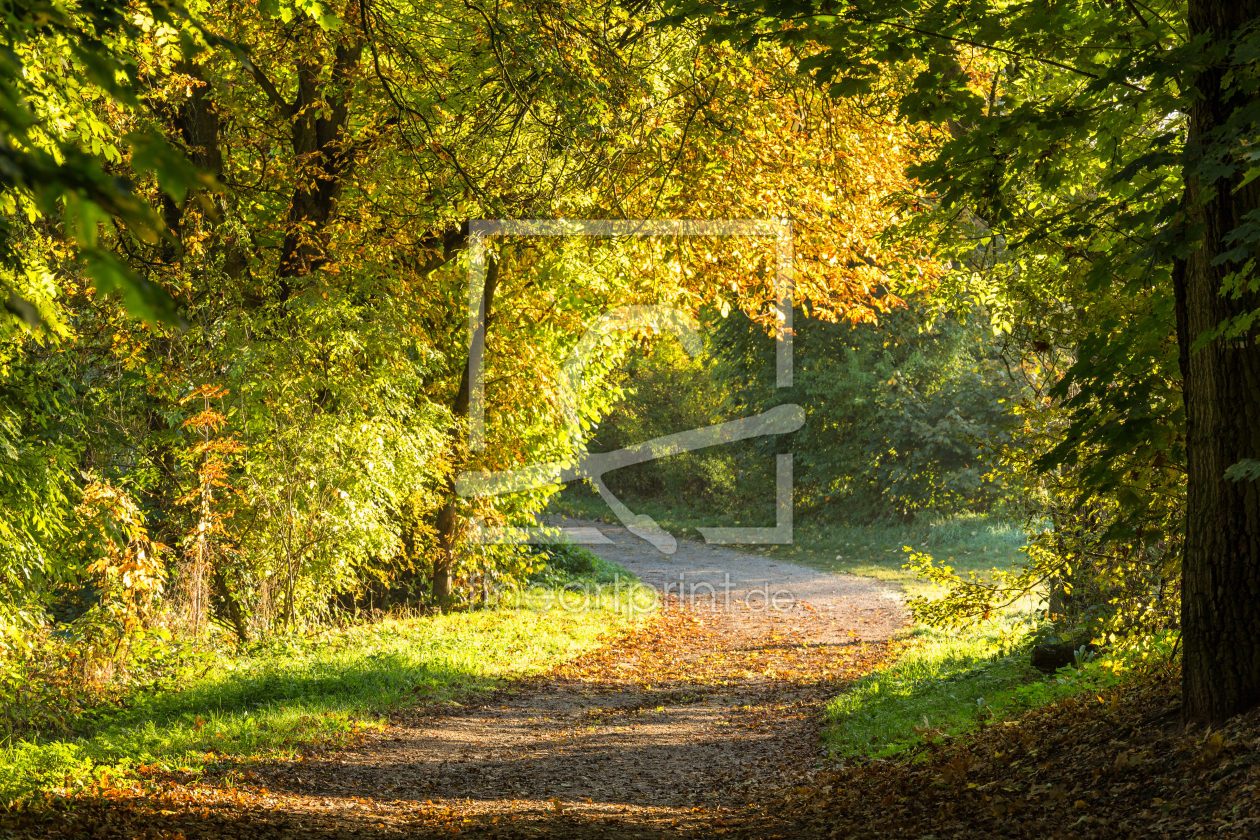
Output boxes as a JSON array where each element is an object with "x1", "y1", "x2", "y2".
[
  {"x1": 0, "y1": 0, "x2": 938, "y2": 650},
  {"x1": 2, "y1": 0, "x2": 1259, "y2": 732}
]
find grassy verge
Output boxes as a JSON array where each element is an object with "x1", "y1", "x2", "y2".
[
  {"x1": 551, "y1": 485, "x2": 1136, "y2": 764},
  {"x1": 0, "y1": 582, "x2": 651, "y2": 804},
  {"x1": 823, "y1": 626, "x2": 1175, "y2": 759}
]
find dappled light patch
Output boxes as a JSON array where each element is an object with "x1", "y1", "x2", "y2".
[{"x1": 551, "y1": 602, "x2": 901, "y2": 689}]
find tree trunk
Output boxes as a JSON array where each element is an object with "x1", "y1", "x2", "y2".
[
  {"x1": 157, "y1": 61, "x2": 224, "y2": 265},
  {"x1": 1178, "y1": 0, "x2": 1260, "y2": 724},
  {"x1": 240, "y1": 35, "x2": 363, "y2": 300},
  {"x1": 212, "y1": 565, "x2": 249, "y2": 644},
  {"x1": 432, "y1": 252, "x2": 498, "y2": 610},
  {"x1": 276, "y1": 43, "x2": 363, "y2": 296}
]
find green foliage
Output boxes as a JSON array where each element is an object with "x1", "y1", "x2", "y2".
[
  {"x1": 905, "y1": 493, "x2": 1181, "y2": 643},
  {"x1": 715, "y1": 303, "x2": 1022, "y2": 521},
  {"x1": 666, "y1": 0, "x2": 1201, "y2": 645},
  {"x1": 591, "y1": 332, "x2": 755, "y2": 514},
  {"x1": 222, "y1": 301, "x2": 449, "y2": 631},
  {"x1": 0, "y1": 0, "x2": 949, "y2": 677},
  {"x1": 0, "y1": 0, "x2": 212, "y2": 329},
  {"x1": 524, "y1": 542, "x2": 639, "y2": 590},
  {"x1": 0, "y1": 362, "x2": 80, "y2": 637},
  {"x1": 584, "y1": 302, "x2": 1022, "y2": 527},
  {"x1": 536, "y1": 543, "x2": 599, "y2": 577}
]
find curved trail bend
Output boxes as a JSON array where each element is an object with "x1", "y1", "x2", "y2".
[{"x1": 200, "y1": 520, "x2": 907, "y2": 838}]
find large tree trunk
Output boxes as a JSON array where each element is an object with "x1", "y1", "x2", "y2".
[
  {"x1": 242, "y1": 35, "x2": 363, "y2": 300},
  {"x1": 275, "y1": 43, "x2": 363, "y2": 296},
  {"x1": 1178, "y1": 0, "x2": 1260, "y2": 724}
]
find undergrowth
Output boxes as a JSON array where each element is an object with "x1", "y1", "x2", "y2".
[
  {"x1": 527, "y1": 542, "x2": 628, "y2": 587},
  {"x1": 824, "y1": 626, "x2": 1176, "y2": 759},
  {"x1": 0, "y1": 574, "x2": 650, "y2": 805}
]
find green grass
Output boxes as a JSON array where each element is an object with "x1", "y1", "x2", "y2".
[
  {"x1": 0, "y1": 585, "x2": 651, "y2": 804},
  {"x1": 764, "y1": 513, "x2": 1028, "y2": 599},
  {"x1": 822, "y1": 624, "x2": 1165, "y2": 759}
]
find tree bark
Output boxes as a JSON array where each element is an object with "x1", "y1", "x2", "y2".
[
  {"x1": 276, "y1": 41, "x2": 363, "y2": 297},
  {"x1": 157, "y1": 61, "x2": 224, "y2": 264},
  {"x1": 1179, "y1": 0, "x2": 1260, "y2": 724},
  {"x1": 212, "y1": 565, "x2": 249, "y2": 644},
  {"x1": 432, "y1": 252, "x2": 498, "y2": 609},
  {"x1": 239, "y1": 32, "x2": 363, "y2": 299}
]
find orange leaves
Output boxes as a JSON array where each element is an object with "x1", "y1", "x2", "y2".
[
  {"x1": 174, "y1": 383, "x2": 245, "y2": 637},
  {"x1": 744, "y1": 666, "x2": 1260, "y2": 839},
  {"x1": 549, "y1": 600, "x2": 894, "y2": 689},
  {"x1": 76, "y1": 481, "x2": 168, "y2": 632},
  {"x1": 657, "y1": 45, "x2": 939, "y2": 327},
  {"x1": 176, "y1": 389, "x2": 243, "y2": 493},
  {"x1": 180, "y1": 384, "x2": 229, "y2": 411}
]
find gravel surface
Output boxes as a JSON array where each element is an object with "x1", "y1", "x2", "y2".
[{"x1": 556, "y1": 516, "x2": 907, "y2": 644}]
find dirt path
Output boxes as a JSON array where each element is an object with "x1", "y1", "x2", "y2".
[
  {"x1": 43, "y1": 524, "x2": 909, "y2": 839},
  {"x1": 560, "y1": 517, "x2": 906, "y2": 646},
  {"x1": 239, "y1": 522, "x2": 908, "y2": 837}
]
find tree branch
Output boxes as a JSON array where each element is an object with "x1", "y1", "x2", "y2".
[{"x1": 238, "y1": 54, "x2": 294, "y2": 117}]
